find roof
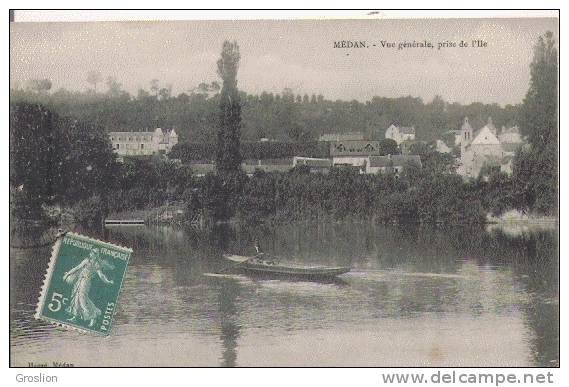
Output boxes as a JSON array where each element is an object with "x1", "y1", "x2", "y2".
[
  {"x1": 242, "y1": 164, "x2": 292, "y2": 174},
  {"x1": 501, "y1": 143, "x2": 522, "y2": 153},
  {"x1": 368, "y1": 156, "x2": 391, "y2": 168},
  {"x1": 392, "y1": 155, "x2": 422, "y2": 167},
  {"x1": 189, "y1": 163, "x2": 216, "y2": 175},
  {"x1": 294, "y1": 157, "x2": 332, "y2": 167},
  {"x1": 386, "y1": 124, "x2": 415, "y2": 134},
  {"x1": 243, "y1": 158, "x2": 293, "y2": 166},
  {"x1": 436, "y1": 140, "x2": 451, "y2": 152},
  {"x1": 330, "y1": 140, "x2": 383, "y2": 156},
  {"x1": 109, "y1": 131, "x2": 153, "y2": 135},
  {"x1": 501, "y1": 125, "x2": 520, "y2": 134},
  {"x1": 471, "y1": 125, "x2": 501, "y2": 146},
  {"x1": 368, "y1": 155, "x2": 422, "y2": 168},
  {"x1": 109, "y1": 128, "x2": 176, "y2": 136},
  {"x1": 498, "y1": 131, "x2": 523, "y2": 144},
  {"x1": 399, "y1": 126, "x2": 415, "y2": 134},
  {"x1": 319, "y1": 132, "x2": 365, "y2": 142}
]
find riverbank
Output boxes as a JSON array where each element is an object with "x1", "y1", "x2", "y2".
[{"x1": 486, "y1": 209, "x2": 558, "y2": 224}]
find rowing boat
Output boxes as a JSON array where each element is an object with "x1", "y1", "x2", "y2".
[{"x1": 223, "y1": 254, "x2": 350, "y2": 278}]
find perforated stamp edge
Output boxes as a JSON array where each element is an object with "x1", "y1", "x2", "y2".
[{"x1": 34, "y1": 232, "x2": 133, "y2": 335}]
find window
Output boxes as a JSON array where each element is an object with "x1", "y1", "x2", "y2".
[
  {"x1": 141, "y1": 144, "x2": 144, "y2": 149},
  {"x1": 116, "y1": 144, "x2": 120, "y2": 149}
]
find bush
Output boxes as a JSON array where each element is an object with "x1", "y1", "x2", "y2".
[
  {"x1": 170, "y1": 141, "x2": 330, "y2": 163},
  {"x1": 72, "y1": 195, "x2": 105, "y2": 226}
]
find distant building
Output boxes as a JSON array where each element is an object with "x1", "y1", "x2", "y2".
[
  {"x1": 366, "y1": 155, "x2": 422, "y2": 175},
  {"x1": 191, "y1": 161, "x2": 293, "y2": 177},
  {"x1": 456, "y1": 117, "x2": 474, "y2": 151},
  {"x1": 399, "y1": 139, "x2": 421, "y2": 155},
  {"x1": 330, "y1": 140, "x2": 383, "y2": 168},
  {"x1": 498, "y1": 125, "x2": 524, "y2": 153},
  {"x1": 456, "y1": 117, "x2": 522, "y2": 178},
  {"x1": 500, "y1": 155, "x2": 515, "y2": 175},
  {"x1": 189, "y1": 163, "x2": 216, "y2": 177},
  {"x1": 385, "y1": 123, "x2": 416, "y2": 145},
  {"x1": 435, "y1": 140, "x2": 452, "y2": 154},
  {"x1": 109, "y1": 128, "x2": 178, "y2": 156},
  {"x1": 293, "y1": 156, "x2": 332, "y2": 173},
  {"x1": 319, "y1": 132, "x2": 365, "y2": 142},
  {"x1": 242, "y1": 158, "x2": 293, "y2": 175}
]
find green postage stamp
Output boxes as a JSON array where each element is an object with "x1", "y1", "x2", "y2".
[{"x1": 35, "y1": 232, "x2": 132, "y2": 335}]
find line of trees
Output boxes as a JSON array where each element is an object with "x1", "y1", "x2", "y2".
[
  {"x1": 9, "y1": 33, "x2": 558, "y2": 226},
  {"x1": 10, "y1": 84, "x2": 520, "y2": 145}
]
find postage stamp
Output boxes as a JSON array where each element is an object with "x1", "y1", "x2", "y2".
[{"x1": 35, "y1": 232, "x2": 132, "y2": 335}]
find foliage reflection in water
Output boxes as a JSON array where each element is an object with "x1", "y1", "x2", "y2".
[{"x1": 10, "y1": 222, "x2": 558, "y2": 367}]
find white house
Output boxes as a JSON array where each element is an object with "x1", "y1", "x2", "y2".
[
  {"x1": 435, "y1": 140, "x2": 451, "y2": 154},
  {"x1": 293, "y1": 156, "x2": 332, "y2": 173},
  {"x1": 109, "y1": 128, "x2": 178, "y2": 156},
  {"x1": 498, "y1": 125, "x2": 524, "y2": 153},
  {"x1": 330, "y1": 140, "x2": 383, "y2": 169},
  {"x1": 366, "y1": 154, "x2": 422, "y2": 174},
  {"x1": 385, "y1": 124, "x2": 416, "y2": 145}
]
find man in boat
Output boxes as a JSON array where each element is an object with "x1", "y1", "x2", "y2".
[
  {"x1": 251, "y1": 241, "x2": 265, "y2": 263},
  {"x1": 251, "y1": 241, "x2": 276, "y2": 265},
  {"x1": 254, "y1": 241, "x2": 263, "y2": 255}
]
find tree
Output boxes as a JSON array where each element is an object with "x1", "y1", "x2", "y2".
[
  {"x1": 9, "y1": 103, "x2": 119, "y2": 220},
  {"x1": 57, "y1": 117, "x2": 120, "y2": 205},
  {"x1": 408, "y1": 142, "x2": 432, "y2": 157},
  {"x1": 150, "y1": 79, "x2": 160, "y2": 97},
  {"x1": 106, "y1": 76, "x2": 123, "y2": 97},
  {"x1": 378, "y1": 139, "x2": 400, "y2": 155},
  {"x1": 10, "y1": 103, "x2": 66, "y2": 218},
  {"x1": 514, "y1": 31, "x2": 558, "y2": 215},
  {"x1": 86, "y1": 71, "x2": 102, "y2": 92},
  {"x1": 520, "y1": 31, "x2": 557, "y2": 151},
  {"x1": 158, "y1": 85, "x2": 172, "y2": 100},
  {"x1": 421, "y1": 151, "x2": 457, "y2": 176},
  {"x1": 25, "y1": 79, "x2": 52, "y2": 93},
  {"x1": 215, "y1": 40, "x2": 242, "y2": 174}
]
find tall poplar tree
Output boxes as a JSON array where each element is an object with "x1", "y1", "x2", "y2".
[
  {"x1": 216, "y1": 41, "x2": 242, "y2": 173},
  {"x1": 513, "y1": 31, "x2": 558, "y2": 214},
  {"x1": 520, "y1": 31, "x2": 558, "y2": 151}
]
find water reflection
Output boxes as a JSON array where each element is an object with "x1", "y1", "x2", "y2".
[
  {"x1": 217, "y1": 278, "x2": 241, "y2": 367},
  {"x1": 10, "y1": 222, "x2": 558, "y2": 366}
]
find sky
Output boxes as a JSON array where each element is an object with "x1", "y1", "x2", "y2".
[{"x1": 10, "y1": 17, "x2": 558, "y2": 105}]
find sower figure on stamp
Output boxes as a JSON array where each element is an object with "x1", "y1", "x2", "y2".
[{"x1": 63, "y1": 248, "x2": 114, "y2": 327}]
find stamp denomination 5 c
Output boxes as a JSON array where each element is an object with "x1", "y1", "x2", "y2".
[{"x1": 35, "y1": 232, "x2": 132, "y2": 335}]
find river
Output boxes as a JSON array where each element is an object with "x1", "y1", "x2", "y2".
[{"x1": 10, "y1": 222, "x2": 558, "y2": 367}]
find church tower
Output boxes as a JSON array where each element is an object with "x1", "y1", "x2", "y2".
[
  {"x1": 461, "y1": 116, "x2": 473, "y2": 142},
  {"x1": 486, "y1": 116, "x2": 497, "y2": 135}
]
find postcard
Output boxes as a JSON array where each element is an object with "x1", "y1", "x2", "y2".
[{"x1": 10, "y1": 11, "x2": 559, "y2": 367}]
